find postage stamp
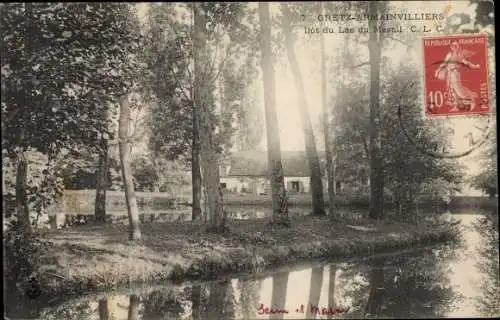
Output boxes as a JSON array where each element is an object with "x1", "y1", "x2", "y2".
[{"x1": 422, "y1": 33, "x2": 491, "y2": 117}]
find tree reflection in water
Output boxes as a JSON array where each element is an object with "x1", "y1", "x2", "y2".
[
  {"x1": 98, "y1": 298, "x2": 108, "y2": 320},
  {"x1": 270, "y1": 271, "x2": 289, "y2": 320},
  {"x1": 474, "y1": 212, "x2": 500, "y2": 317},
  {"x1": 237, "y1": 278, "x2": 262, "y2": 319},
  {"x1": 127, "y1": 295, "x2": 140, "y2": 320},
  {"x1": 306, "y1": 266, "x2": 324, "y2": 320},
  {"x1": 191, "y1": 283, "x2": 206, "y2": 320},
  {"x1": 141, "y1": 287, "x2": 186, "y2": 319},
  {"x1": 344, "y1": 243, "x2": 460, "y2": 318},
  {"x1": 204, "y1": 279, "x2": 238, "y2": 320},
  {"x1": 327, "y1": 264, "x2": 337, "y2": 320},
  {"x1": 22, "y1": 212, "x2": 500, "y2": 320},
  {"x1": 364, "y1": 257, "x2": 386, "y2": 318}
]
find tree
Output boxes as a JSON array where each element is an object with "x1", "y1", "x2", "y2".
[
  {"x1": 280, "y1": 3, "x2": 326, "y2": 216},
  {"x1": 471, "y1": 132, "x2": 497, "y2": 197},
  {"x1": 1, "y1": 3, "x2": 143, "y2": 231},
  {"x1": 458, "y1": 0, "x2": 497, "y2": 198},
  {"x1": 144, "y1": 4, "x2": 203, "y2": 220},
  {"x1": 319, "y1": 1, "x2": 336, "y2": 218},
  {"x1": 259, "y1": 2, "x2": 290, "y2": 226},
  {"x1": 94, "y1": 137, "x2": 109, "y2": 222},
  {"x1": 144, "y1": 3, "x2": 258, "y2": 223},
  {"x1": 192, "y1": 3, "x2": 255, "y2": 231},
  {"x1": 118, "y1": 95, "x2": 141, "y2": 241},
  {"x1": 233, "y1": 80, "x2": 265, "y2": 151},
  {"x1": 367, "y1": 1, "x2": 386, "y2": 220},
  {"x1": 332, "y1": 41, "x2": 462, "y2": 221}
]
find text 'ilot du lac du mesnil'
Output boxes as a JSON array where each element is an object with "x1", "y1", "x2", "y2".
[{"x1": 257, "y1": 303, "x2": 351, "y2": 316}]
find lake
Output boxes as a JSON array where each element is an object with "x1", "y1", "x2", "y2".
[{"x1": 6, "y1": 209, "x2": 499, "y2": 319}]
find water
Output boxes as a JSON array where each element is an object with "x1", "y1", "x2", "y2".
[{"x1": 7, "y1": 210, "x2": 499, "y2": 319}]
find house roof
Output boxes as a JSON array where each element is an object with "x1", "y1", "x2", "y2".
[{"x1": 226, "y1": 150, "x2": 326, "y2": 177}]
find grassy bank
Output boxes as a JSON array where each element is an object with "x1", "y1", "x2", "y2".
[{"x1": 33, "y1": 214, "x2": 461, "y2": 301}]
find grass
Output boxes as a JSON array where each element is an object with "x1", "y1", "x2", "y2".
[{"x1": 34, "y1": 214, "x2": 461, "y2": 302}]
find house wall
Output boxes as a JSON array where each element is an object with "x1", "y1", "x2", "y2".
[
  {"x1": 220, "y1": 177, "x2": 269, "y2": 195},
  {"x1": 221, "y1": 176, "x2": 322, "y2": 194},
  {"x1": 284, "y1": 176, "x2": 310, "y2": 194}
]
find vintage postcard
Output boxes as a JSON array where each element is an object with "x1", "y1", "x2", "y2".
[{"x1": 2, "y1": 1, "x2": 497, "y2": 319}]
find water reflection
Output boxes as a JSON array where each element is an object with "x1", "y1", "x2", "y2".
[
  {"x1": 128, "y1": 295, "x2": 141, "y2": 320},
  {"x1": 363, "y1": 257, "x2": 385, "y2": 318},
  {"x1": 306, "y1": 267, "x2": 323, "y2": 319},
  {"x1": 12, "y1": 212, "x2": 500, "y2": 319},
  {"x1": 237, "y1": 278, "x2": 262, "y2": 319},
  {"x1": 270, "y1": 272, "x2": 289, "y2": 320}
]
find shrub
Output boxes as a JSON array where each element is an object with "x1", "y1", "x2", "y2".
[{"x1": 3, "y1": 219, "x2": 50, "y2": 298}]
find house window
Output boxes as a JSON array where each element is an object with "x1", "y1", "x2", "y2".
[
  {"x1": 291, "y1": 181, "x2": 300, "y2": 193},
  {"x1": 361, "y1": 175, "x2": 368, "y2": 185},
  {"x1": 220, "y1": 183, "x2": 227, "y2": 189},
  {"x1": 219, "y1": 166, "x2": 226, "y2": 177}
]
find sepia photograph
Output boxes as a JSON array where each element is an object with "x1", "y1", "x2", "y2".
[{"x1": 1, "y1": 1, "x2": 497, "y2": 319}]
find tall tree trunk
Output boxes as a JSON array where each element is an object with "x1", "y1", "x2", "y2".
[
  {"x1": 193, "y1": 5, "x2": 225, "y2": 232},
  {"x1": 368, "y1": 1, "x2": 385, "y2": 220},
  {"x1": 327, "y1": 264, "x2": 337, "y2": 320},
  {"x1": 270, "y1": 271, "x2": 289, "y2": 320},
  {"x1": 127, "y1": 294, "x2": 140, "y2": 320},
  {"x1": 118, "y1": 95, "x2": 141, "y2": 241},
  {"x1": 17, "y1": 3, "x2": 32, "y2": 232},
  {"x1": 16, "y1": 151, "x2": 30, "y2": 232},
  {"x1": 320, "y1": 3, "x2": 336, "y2": 219},
  {"x1": 259, "y1": 2, "x2": 290, "y2": 225},
  {"x1": 281, "y1": 4, "x2": 325, "y2": 215},
  {"x1": 94, "y1": 138, "x2": 109, "y2": 223},
  {"x1": 306, "y1": 266, "x2": 324, "y2": 319},
  {"x1": 192, "y1": 105, "x2": 202, "y2": 221}
]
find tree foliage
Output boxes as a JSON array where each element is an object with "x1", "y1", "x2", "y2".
[
  {"x1": 1, "y1": 3, "x2": 142, "y2": 156},
  {"x1": 333, "y1": 59, "x2": 463, "y2": 219},
  {"x1": 1, "y1": 3, "x2": 144, "y2": 228},
  {"x1": 144, "y1": 3, "x2": 260, "y2": 159}
]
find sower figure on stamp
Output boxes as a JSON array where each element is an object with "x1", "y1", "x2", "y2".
[{"x1": 434, "y1": 41, "x2": 480, "y2": 111}]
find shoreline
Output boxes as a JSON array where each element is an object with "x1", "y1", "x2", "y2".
[{"x1": 25, "y1": 214, "x2": 462, "y2": 306}]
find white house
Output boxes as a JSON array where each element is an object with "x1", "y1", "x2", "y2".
[{"x1": 219, "y1": 150, "x2": 330, "y2": 195}]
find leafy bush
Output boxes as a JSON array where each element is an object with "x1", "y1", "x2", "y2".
[{"x1": 3, "y1": 220, "x2": 51, "y2": 297}]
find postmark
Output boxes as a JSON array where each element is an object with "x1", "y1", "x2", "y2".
[{"x1": 422, "y1": 33, "x2": 491, "y2": 117}]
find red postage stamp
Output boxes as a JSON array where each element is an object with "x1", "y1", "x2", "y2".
[{"x1": 422, "y1": 33, "x2": 491, "y2": 117}]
